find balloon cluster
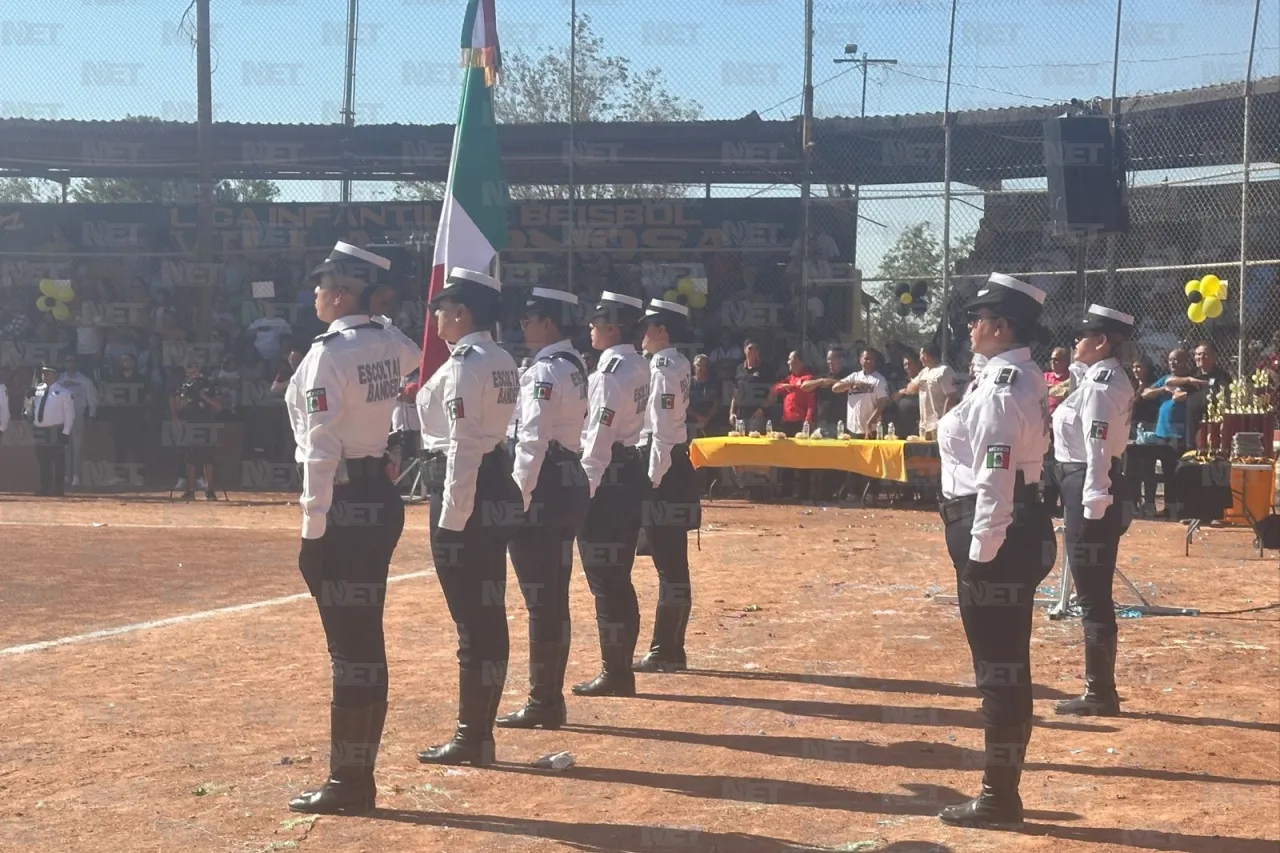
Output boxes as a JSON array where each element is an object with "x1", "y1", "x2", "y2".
[
  {"x1": 662, "y1": 276, "x2": 707, "y2": 310},
  {"x1": 36, "y1": 279, "x2": 75, "y2": 322},
  {"x1": 893, "y1": 280, "x2": 929, "y2": 317},
  {"x1": 1185, "y1": 274, "x2": 1227, "y2": 324}
]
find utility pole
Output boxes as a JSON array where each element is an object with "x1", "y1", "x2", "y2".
[
  {"x1": 196, "y1": 0, "x2": 214, "y2": 336},
  {"x1": 799, "y1": 0, "x2": 813, "y2": 354},
  {"x1": 340, "y1": 0, "x2": 360, "y2": 204},
  {"x1": 834, "y1": 45, "x2": 896, "y2": 345}
]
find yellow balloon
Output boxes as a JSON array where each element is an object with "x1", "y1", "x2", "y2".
[
  {"x1": 1184, "y1": 279, "x2": 1201, "y2": 296},
  {"x1": 1199, "y1": 274, "x2": 1221, "y2": 299},
  {"x1": 688, "y1": 291, "x2": 707, "y2": 309},
  {"x1": 51, "y1": 303, "x2": 71, "y2": 321},
  {"x1": 36, "y1": 296, "x2": 54, "y2": 312},
  {"x1": 39, "y1": 279, "x2": 59, "y2": 298},
  {"x1": 676, "y1": 278, "x2": 694, "y2": 296},
  {"x1": 1187, "y1": 302, "x2": 1206, "y2": 324},
  {"x1": 52, "y1": 281, "x2": 74, "y2": 302},
  {"x1": 663, "y1": 289, "x2": 680, "y2": 302},
  {"x1": 1203, "y1": 296, "x2": 1223, "y2": 319},
  {"x1": 899, "y1": 293, "x2": 913, "y2": 305}
]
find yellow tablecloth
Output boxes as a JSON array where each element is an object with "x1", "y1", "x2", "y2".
[{"x1": 688, "y1": 436, "x2": 941, "y2": 484}]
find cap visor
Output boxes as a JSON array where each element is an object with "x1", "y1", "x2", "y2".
[{"x1": 308, "y1": 260, "x2": 337, "y2": 280}]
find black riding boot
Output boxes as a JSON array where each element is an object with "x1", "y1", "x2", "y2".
[
  {"x1": 289, "y1": 704, "x2": 378, "y2": 815},
  {"x1": 1055, "y1": 631, "x2": 1121, "y2": 716},
  {"x1": 418, "y1": 667, "x2": 501, "y2": 766},
  {"x1": 496, "y1": 642, "x2": 567, "y2": 729},
  {"x1": 938, "y1": 722, "x2": 1029, "y2": 829},
  {"x1": 574, "y1": 615, "x2": 638, "y2": 697},
  {"x1": 633, "y1": 601, "x2": 690, "y2": 673}
]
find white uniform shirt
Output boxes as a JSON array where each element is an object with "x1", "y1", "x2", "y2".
[
  {"x1": 640, "y1": 347, "x2": 691, "y2": 488},
  {"x1": 27, "y1": 382, "x2": 76, "y2": 433},
  {"x1": 0, "y1": 383, "x2": 9, "y2": 433},
  {"x1": 841, "y1": 370, "x2": 889, "y2": 434},
  {"x1": 916, "y1": 364, "x2": 959, "y2": 432},
  {"x1": 1052, "y1": 357, "x2": 1134, "y2": 519},
  {"x1": 937, "y1": 347, "x2": 1050, "y2": 562},
  {"x1": 513, "y1": 340, "x2": 589, "y2": 512},
  {"x1": 415, "y1": 331, "x2": 519, "y2": 531},
  {"x1": 580, "y1": 344, "x2": 651, "y2": 496},
  {"x1": 286, "y1": 314, "x2": 422, "y2": 540}
]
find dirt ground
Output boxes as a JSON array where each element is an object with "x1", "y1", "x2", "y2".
[{"x1": 0, "y1": 492, "x2": 1277, "y2": 853}]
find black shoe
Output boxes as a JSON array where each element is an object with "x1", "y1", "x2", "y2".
[
  {"x1": 418, "y1": 667, "x2": 501, "y2": 767},
  {"x1": 497, "y1": 641, "x2": 567, "y2": 729},
  {"x1": 495, "y1": 698, "x2": 566, "y2": 729},
  {"x1": 181, "y1": 490, "x2": 195, "y2": 501},
  {"x1": 939, "y1": 723, "x2": 1027, "y2": 829},
  {"x1": 205, "y1": 490, "x2": 218, "y2": 501},
  {"x1": 1056, "y1": 631, "x2": 1121, "y2": 716},
  {"x1": 572, "y1": 670, "x2": 636, "y2": 697},
  {"x1": 289, "y1": 704, "x2": 378, "y2": 815},
  {"x1": 633, "y1": 601, "x2": 690, "y2": 673}
]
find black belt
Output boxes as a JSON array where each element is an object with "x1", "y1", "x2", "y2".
[
  {"x1": 939, "y1": 473, "x2": 1042, "y2": 525},
  {"x1": 340, "y1": 456, "x2": 388, "y2": 480},
  {"x1": 1055, "y1": 458, "x2": 1122, "y2": 477},
  {"x1": 612, "y1": 443, "x2": 644, "y2": 463}
]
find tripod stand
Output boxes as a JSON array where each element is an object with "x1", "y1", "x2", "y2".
[
  {"x1": 1047, "y1": 550, "x2": 1200, "y2": 618},
  {"x1": 395, "y1": 451, "x2": 431, "y2": 504}
]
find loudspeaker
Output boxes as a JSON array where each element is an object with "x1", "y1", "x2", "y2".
[{"x1": 1043, "y1": 115, "x2": 1129, "y2": 236}]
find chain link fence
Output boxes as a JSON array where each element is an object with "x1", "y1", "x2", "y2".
[{"x1": 0, "y1": 1, "x2": 1277, "y2": 489}]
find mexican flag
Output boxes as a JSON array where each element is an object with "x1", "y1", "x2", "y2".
[{"x1": 419, "y1": 0, "x2": 510, "y2": 381}]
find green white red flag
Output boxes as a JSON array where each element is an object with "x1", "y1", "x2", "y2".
[{"x1": 418, "y1": 0, "x2": 510, "y2": 381}]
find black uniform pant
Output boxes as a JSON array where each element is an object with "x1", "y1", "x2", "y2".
[
  {"x1": 428, "y1": 449, "x2": 520, "y2": 683},
  {"x1": 1057, "y1": 459, "x2": 1128, "y2": 639},
  {"x1": 509, "y1": 450, "x2": 590, "y2": 698},
  {"x1": 34, "y1": 428, "x2": 67, "y2": 495},
  {"x1": 578, "y1": 451, "x2": 648, "y2": 662},
  {"x1": 298, "y1": 467, "x2": 405, "y2": 708},
  {"x1": 943, "y1": 492, "x2": 1055, "y2": 728},
  {"x1": 642, "y1": 444, "x2": 700, "y2": 607}
]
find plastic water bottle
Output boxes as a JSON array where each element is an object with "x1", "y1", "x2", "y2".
[
  {"x1": 765, "y1": 419, "x2": 773, "y2": 435},
  {"x1": 837, "y1": 420, "x2": 846, "y2": 438},
  {"x1": 802, "y1": 420, "x2": 811, "y2": 438},
  {"x1": 887, "y1": 423, "x2": 897, "y2": 439},
  {"x1": 736, "y1": 418, "x2": 745, "y2": 434}
]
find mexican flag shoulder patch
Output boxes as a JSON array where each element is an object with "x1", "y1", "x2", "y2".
[
  {"x1": 446, "y1": 397, "x2": 465, "y2": 421},
  {"x1": 533, "y1": 382, "x2": 553, "y2": 401},
  {"x1": 305, "y1": 388, "x2": 328, "y2": 413},
  {"x1": 597, "y1": 407, "x2": 616, "y2": 426},
  {"x1": 1089, "y1": 420, "x2": 1109, "y2": 440},
  {"x1": 660, "y1": 393, "x2": 675, "y2": 410},
  {"x1": 985, "y1": 443, "x2": 1011, "y2": 470}
]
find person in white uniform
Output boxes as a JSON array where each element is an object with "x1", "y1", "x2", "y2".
[
  {"x1": 25, "y1": 365, "x2": 75, "y2": 496},
  {"x1": 496, "y1": 288, "x2": 591, "y2": 730},
  {"x1": 634, "y1": 299, "x2": 701, "y2": 673},
  {"x1": 934, "y1": 272, "x2": 1057, "y2": 829},
  {"x1": 413, "y1": 268, "x2": 522, "y2": 768},
  {"x1": 1052, "y1": 304, "x2": 1137, "y2": 717},
  {"x1": 285, "y1": 240, "x2": 420, "y2": 816},
  {"x1": 573, "y1": 291, "x2": 652, "y2": 698}
]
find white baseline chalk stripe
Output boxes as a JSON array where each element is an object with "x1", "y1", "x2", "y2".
[{"x1": 0, "y1": 570, "x2": 436, "y2": 658}]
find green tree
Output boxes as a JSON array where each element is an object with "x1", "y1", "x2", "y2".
[
  {"x1": 868, "y1": 222, "x2": 975, "y2": 350},
  {"x1": 0, "y1": 177, "x2": 62, "y2": 203},
  {"x1": 394, "y1": 14, "x2": 702, "y2": 202}
]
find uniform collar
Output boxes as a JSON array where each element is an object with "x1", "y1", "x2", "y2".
[
  {"x1": 533, "y1": 339, "x2": 574, "y2": 361},
  {"x1": 455, "y1": 330, "x2": 492, "y2": 348},
  {"x1": 986, "y1": 347, "x2": 1034, "y2": 372},
  {"x1": 325, "y1": 313, "x2": 372, "y2": 333},
  {"x1": 1093, "y1": 356, "x2": 1122, "y2": 373},
  {"x1": 659, "y1": 346, "x2": 681, "y2": 360},
  {"x1": 601, "y1": 343, "x2": 637, "y2": 360}
]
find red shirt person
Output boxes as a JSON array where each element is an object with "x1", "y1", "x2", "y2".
[{"x1": 773, "y1": 350, "x2": 816, "y2": 430}]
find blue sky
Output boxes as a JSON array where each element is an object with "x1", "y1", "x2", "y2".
[{"x1": 1, "y1": 0, "x2": 1277, "y2": 272}]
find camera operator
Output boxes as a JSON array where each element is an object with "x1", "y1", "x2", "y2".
[{"x1": 170, "y1": 361, "x2": 223, "y2": 500}]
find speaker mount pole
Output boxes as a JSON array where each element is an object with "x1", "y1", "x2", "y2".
[{"x1": 1075, "y1": 233, "x2": 1089, "y2": 311}]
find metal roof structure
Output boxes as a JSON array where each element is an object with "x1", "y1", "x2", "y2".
[{"x1": 0, "y1": 76, "x2": 1273, "y2": 187}]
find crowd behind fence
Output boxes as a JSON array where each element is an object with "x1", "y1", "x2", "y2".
[{"x1": 0, "y1": 1, "x2": 1276, "y2": 485}]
